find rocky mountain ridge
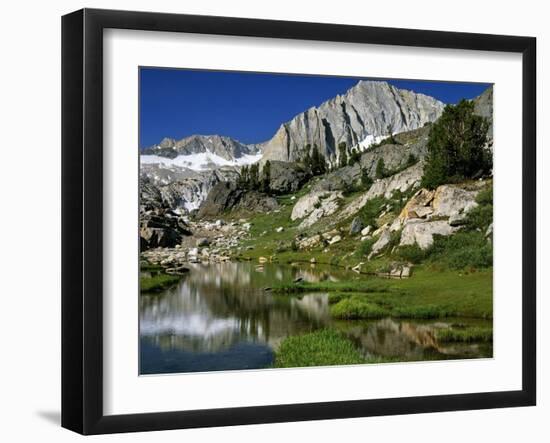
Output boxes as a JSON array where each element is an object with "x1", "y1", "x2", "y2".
[{"x1": 260, "y1": 80, "x2": 444, "y2": 164}]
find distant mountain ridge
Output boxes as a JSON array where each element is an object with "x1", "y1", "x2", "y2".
[
  {"x1": 143, "y1": 134, "x2": 260, "y2": 160},
  {"x1": 142, "y1": 80, "x2": 445, "y2": 167}
]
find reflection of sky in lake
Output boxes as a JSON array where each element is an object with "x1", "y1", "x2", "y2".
[{"x1": 140, "y1": 262, "x2": 492, "y2": 374}]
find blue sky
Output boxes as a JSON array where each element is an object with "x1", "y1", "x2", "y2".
[{"x1": 139, "y1": 68, "x2": 492, "y2": 149}]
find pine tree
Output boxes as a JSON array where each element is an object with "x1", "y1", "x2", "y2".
[
  {"x1": 375, "y1": 158, "x2": 386, "y2": 179},
  {"x1": 360, "y1": 167, "x2": 373, "y2": 189},
  {"x1": 348, "y1": 147, "x2": 361, "y2": 166},
  {"x1": 338, "y1": 142, "x2": 348, "y2": 169},
  {"x1": 239, "y1": 165, "x2": 250, "y2": 189},
  {"x1": 262, "y1": 160, "x2": 271, "y2": 193},
  {"x1": 386, "y1": 123, "x2": 396, "y2": 144},
  {"x1": 311, "y1": 144, "x2": 327, "y2": 175},
  {"x1": 249, "y1": 163, "x2": 259, "y2": 189},
  {"x1": 421, "y1": 99, "x2": 491, "y2": 189}
]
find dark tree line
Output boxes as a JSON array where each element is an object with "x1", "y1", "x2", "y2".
[
  {"x1": 239, "y1": 161, "x2": 272, "y2": 193},
  {"x1": 301, "y1": 144, "x2": 327, "y2": 176}
]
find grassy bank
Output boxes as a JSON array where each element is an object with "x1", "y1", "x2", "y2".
[
  {"x1": 274, "y1": 329, "x2": 409, "y2": 368},
  {"x1": 275, "y1": 267, "x2": 493, "y2": 320},
  {"x1": 140, "y1": 273, "x2": 181, "y2": 293}
]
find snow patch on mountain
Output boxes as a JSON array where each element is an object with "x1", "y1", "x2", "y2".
[
  {"x1": 357, "y1": 134, "x2": 388, "y2": 151},
  {"x1": 141, "y1": 151, "x2": 262, "y2": 172}
]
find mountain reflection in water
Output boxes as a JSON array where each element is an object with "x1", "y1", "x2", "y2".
[{"x1": 139, "y1": 262, "x2": 492, "y2": 374}]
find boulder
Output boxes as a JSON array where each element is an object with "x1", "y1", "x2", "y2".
[
  {"x1": 297, "y1": 235, "x2": 321, "y2": 250},
  {"x1": 329, "y1": 235, "x2": 342, "y2": 245},
  {"x1": 197, "y1": 182, "x2": 278, "y2": 218},
  {"x1": 361, "y1": 226, "x2": 372, "y2": 236},
  {"x1": 448, "y1": 212, "x2": 467, "y2": 227},
  {"x1": 431, "y1": 185, "x2": 478, "y2": 218},
  {"x1": 275, "y1": 227, "x2": 284, "y2": 233},
  {"x1": 349, "y1": 217, "x2": 364, "y2": 235},
  {"x1": 312, "y1": 164, "x2": 361, "y2": 192},
  {"x1": 400, "y1": 220, "x2": 457, "y2": 250},
  {"x1": 339, "y1": 162, "x2": 424, "y2": 220},
  {"x1": 322, "y1": 229, "x2": 340, "y2": 240},
  {"x1": 267, "y1": 161, "x2": 310, "y2": 194},
  {"x1": 485, "y1": 223, "x2": 493, "y2": 238},
  {"x1": 196, "y1": 237, "x2": 209, "y2": 247},
  {"x1": 139, "y1": 207, "x2": 192, "y2": 250},
  {"x1": 291, "y1": 191, "x2": 342, "y2": 228},
  {"x1": 368, "y1": 229, "x2": 392, "y2": 259},
  {"x1": 396, "y1": 188, "x2": 435, "y2": 225}
]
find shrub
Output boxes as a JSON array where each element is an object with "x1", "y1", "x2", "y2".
[
  {"x1": 375, "y1": 158, "x2": 387, "y2": 179},
  {"x1": 394, "y1": 243, "x2": 427, "y2": 264},
  {"x1": 360, "y1": 169, "x2": 373, "y2": 189},
  {"x1": 475, "y1": 187, "x2": 493, "y2": 206},
  {"x1": 427, "y1": 231, "x2": 492, "y2": 269},
  {"x1": 356, "y1": 237, "x2": 376, "y2": 258},
  {"x1": 406, "y1": 153, "x2": 418, "y2": 167},
  {"x1": 357, "y1": 196, "x2": 386, "y2": 227},
  {"x1": 463, "y1": 186, "x2": 493, "y2": 231},
  {"x1": 330, "y1": 297, "x2": 389, "y2": 319},
  {"x1": 386, "y1": 229, "x2": 402, "y2": 252},
  {"x1": 464, "y1": 204, "x2": 493, "y2": 231}
]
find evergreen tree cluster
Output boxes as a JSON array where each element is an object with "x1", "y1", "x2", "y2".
[
  {"x1": 421, "y1": 99, "x2": 491, "y2": 189},
  {"x1": 239, "y1": 161, "x2": 273, "y2": 193},
  {"x1": 301, "y1": 144, "x2": 327, "y2": 176}
]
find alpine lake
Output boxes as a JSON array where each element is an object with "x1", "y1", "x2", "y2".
[{"x1": 140, "y1": 262, "x2": 492, "y2": 374}]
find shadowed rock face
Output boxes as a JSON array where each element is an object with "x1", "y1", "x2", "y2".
[
  {"x1": 140, "y1": 165, "x2": 240, "y2": 213},
  {"x1": 197, "y1": 182, "x2": 278, "y2": 218},
  {"x1": 260, "y1": 80, "x2": 444, "y2": 164},
  {"x1": 267, "y1": 161, "x2": 310, "y2": 194},
  {"x1": 473, "y1": 85, "x2": 493, "y2": 141}
]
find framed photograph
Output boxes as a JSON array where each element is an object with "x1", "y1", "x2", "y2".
[{"x1": 62, "y1": 8, "x2": 536, "y2": 435}]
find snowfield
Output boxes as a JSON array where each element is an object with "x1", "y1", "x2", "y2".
[{"x1": 140, "y1": 151, "x2": 263, "y2": 172}]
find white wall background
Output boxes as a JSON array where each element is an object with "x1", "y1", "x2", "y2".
[{"x1": 0, "y1": 0, "x2": 546, "y2": 441}]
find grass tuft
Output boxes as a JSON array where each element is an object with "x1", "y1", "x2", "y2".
[
  {"x1": 330, "y1": 297, "x2": 389, "y2": 319},
  {"x1": 274, "y1": 329, "x2": 364, "y2": 368}
]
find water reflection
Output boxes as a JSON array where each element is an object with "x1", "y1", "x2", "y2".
[{"x1": 139, "y1": 263, "x2": 492, "y2": 374}]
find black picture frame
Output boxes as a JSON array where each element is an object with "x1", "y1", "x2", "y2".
[{"x1": 61, "y1": 8, "x2": 537, "y2": 435}]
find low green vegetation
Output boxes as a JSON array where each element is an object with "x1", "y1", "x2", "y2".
[
  {"x1": 273, "y1": 280, "x2": 390, "y2": 294},
  {"x1": 436, "y1": 326, "x2": 493, "y2": 343},
  {"x1": 426, "y1": 231, "x2": 493, "y2": 270},
  {"x1": 140, "y1": 273, "x2": 181, "y2": 293},
  {"x1": 274, "y1": 329, "x2": 364, "y2": 368},
  {"x1": 330, "y1": 297, "x2": 388, "y2": 319},
  {"x1": 276, "y1": 267, "x2": 493, "y2": 320},
  {"x1": 140, "y1": 262, "x2": 164, "y2": 272},
  {"x1": 355, "y1": 236, "x2": 377, "y2": 258}
]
